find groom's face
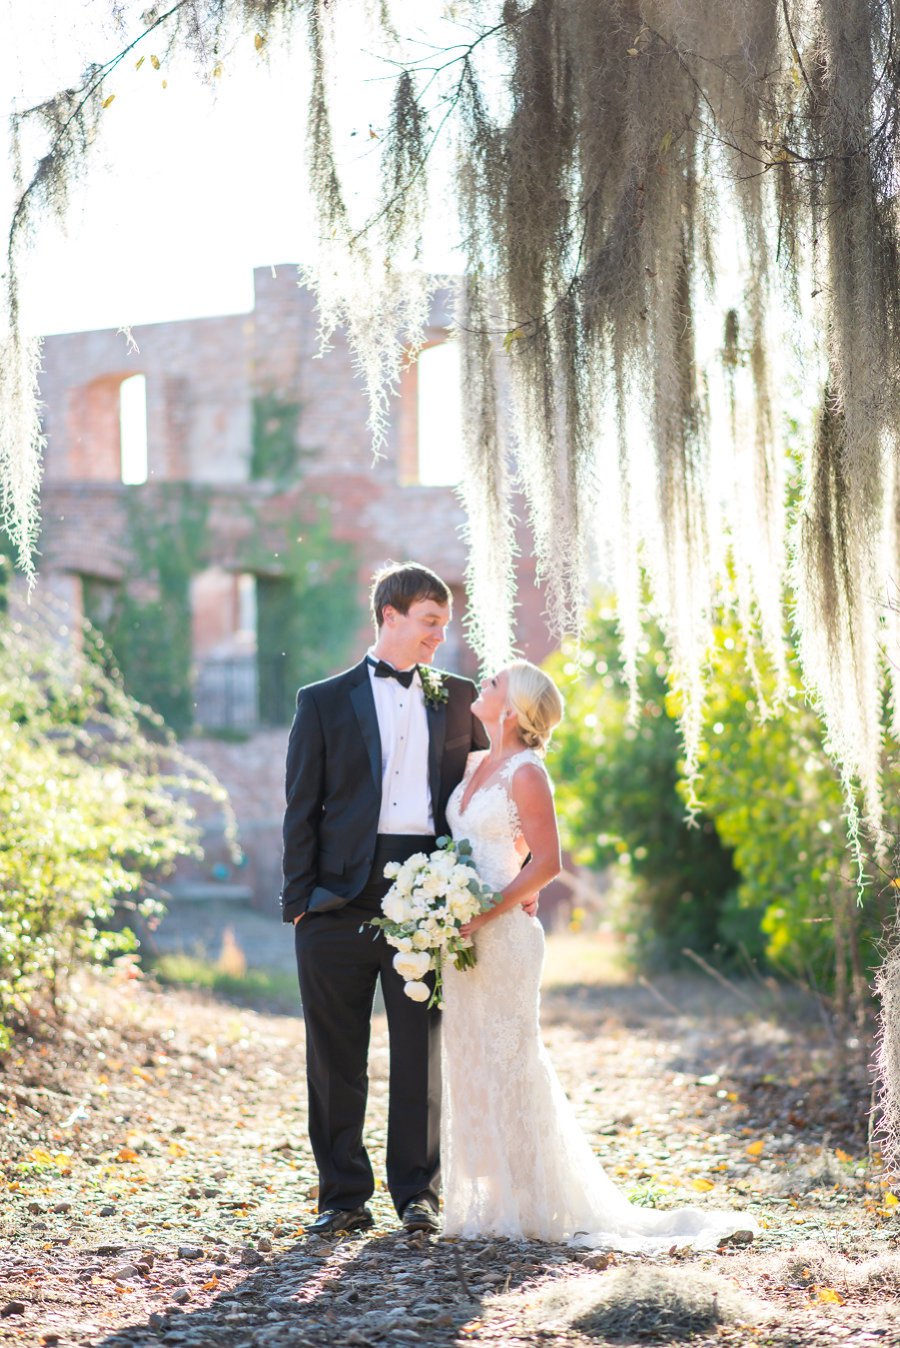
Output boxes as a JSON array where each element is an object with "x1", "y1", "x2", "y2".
[{"x1": 382, "y1": 599, "x2": 450, "y2": 668}]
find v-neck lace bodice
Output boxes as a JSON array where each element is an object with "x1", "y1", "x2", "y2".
[{"x1": 446, "y1": 748, "x2": 541, "y2": 892}]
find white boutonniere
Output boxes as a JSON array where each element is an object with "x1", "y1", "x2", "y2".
[{"x1": 418, "y1": 665, "x2": 448, "y2": 711}]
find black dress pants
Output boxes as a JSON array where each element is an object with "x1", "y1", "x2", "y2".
[{"x1": 294, "y1": 835, "x2": 440, "y2": 1216}]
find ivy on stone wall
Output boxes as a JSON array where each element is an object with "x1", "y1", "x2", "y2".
[
  {"x1": 242, "y1": 504, "x2": 360, "y2": 725},
  {"x1": 83, "y1": 480, "x2": 360, "y2": 737},
  {"x1": 250, "y1": 394, "x2": 311, "y2": 485},
  {"x1": 85, "y1": 485, "x2": 209, "y2": 736}
]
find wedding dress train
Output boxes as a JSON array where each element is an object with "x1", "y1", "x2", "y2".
[{"x1": 441, "y1": 749, "x2": 759, "y2": 1251}]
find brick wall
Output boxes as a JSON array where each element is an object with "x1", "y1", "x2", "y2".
[{"x1": 36, "y1": 265, "x2": 557, "y2": 906}]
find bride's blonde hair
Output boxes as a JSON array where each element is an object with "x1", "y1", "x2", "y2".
[{"x1": 506, "y1": 660, "x2": 564, "y2": 754}]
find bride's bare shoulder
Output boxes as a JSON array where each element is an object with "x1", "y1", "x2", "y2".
[{"x1": 507, "y1": 755, "x2": 554, "y2": 804}]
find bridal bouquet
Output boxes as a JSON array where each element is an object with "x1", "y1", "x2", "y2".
[{"x1": 368, "y1": 837, "x2": 498, "y2": 1008}]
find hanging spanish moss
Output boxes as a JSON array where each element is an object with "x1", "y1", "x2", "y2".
[{"x1": 4, "y1": 0, "x2": 900, "y2": 912}]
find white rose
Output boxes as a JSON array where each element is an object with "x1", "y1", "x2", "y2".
[
  {"x1": 383, "y1": 861, "x2": 401, "y2": 880},
  {"x1": 449, "y1": 893, "x2": 479, "y2": 921},
  {"x1": 411, "y1": 930, "x2": 433, "y2": 950},
  {"x1": 404, "y1": 980, "x2": 431, "y2": 1003},
  {"x1": 382, "y1": 893, "x2": 411, "y2": 923},
  {"x1": 393, "y1": 949, "x2": 432, "y2": 981},
  {"x1": 406, "y1": 853, "x2": 429, "y2": 871},
  {"x1": 386, "y1": 934, "x2": 414, "y2": 953}
]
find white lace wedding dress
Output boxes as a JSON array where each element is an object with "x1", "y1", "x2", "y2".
[{"x1": 441, "y1": 748, "x2": 759, "y2": 1251}]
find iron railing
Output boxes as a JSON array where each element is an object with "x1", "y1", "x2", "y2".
[{"x1": 193, "y1": 655, "x2": 292, "y2": 731}]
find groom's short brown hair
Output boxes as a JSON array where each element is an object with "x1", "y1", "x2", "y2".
[{"x1": 371, "y1": 562, "x2": 452, "y2": 627}]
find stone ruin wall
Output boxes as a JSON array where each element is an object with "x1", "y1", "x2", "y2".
[{"x1": 33, "y1": 265, "x2": 562, "y2": 918}]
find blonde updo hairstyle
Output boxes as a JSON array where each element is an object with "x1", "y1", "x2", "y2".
[{"x1": 505, "y1": 660, "x2": 564, "y2": 755}]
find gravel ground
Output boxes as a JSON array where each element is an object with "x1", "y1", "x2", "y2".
[{"x1": 0, "y1": 936, "x2": 896, "y2": 1348}]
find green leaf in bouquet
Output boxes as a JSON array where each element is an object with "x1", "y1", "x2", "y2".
[{"x1": 480, "y1": 888, "x2": 503, "y2": 912}]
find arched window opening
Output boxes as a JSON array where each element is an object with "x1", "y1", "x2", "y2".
[
  {"x1": 119, "y1": 373, "x2": 148, "y2": 484},
  {"x1": 416, "y1": 341, "x2": 463, "y2": 487}
]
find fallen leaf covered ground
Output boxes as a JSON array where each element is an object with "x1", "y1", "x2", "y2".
[{"x1": 0, "y1": 932, "x2": 895, "y2": 1347}]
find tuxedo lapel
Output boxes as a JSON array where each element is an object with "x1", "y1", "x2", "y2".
[
  {"x1": 349, "y1": 662, "x2": 382, "y2": 795},
  {"x1": 426, "y1": 697, "x2": 447, "y2": 823}
]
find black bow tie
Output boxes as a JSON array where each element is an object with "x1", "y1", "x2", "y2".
[{"x1": 368, "y1": 657, "x2": 416, "y2": 689}]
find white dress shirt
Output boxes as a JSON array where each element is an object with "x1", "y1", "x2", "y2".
[{"x1": 366, "y1": 649, "x2": 434, "y2": 835}]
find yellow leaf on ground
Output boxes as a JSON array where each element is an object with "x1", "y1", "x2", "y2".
[
  {"x1": 835, "y1": 1148, "x2": 853, "y2": 1163},
  {"x1": 815, "y1": 1287, "x2": 843, "y2": 1304},
  {"x1": 883, "y1": 1192, "x2": 899, "y2": 1207},
  {"x1": 691, "y1": 1178, "x2": 714, "y2": 1192},
  {"x1": 116, "y1": 1147, "x2": 139, "y2": 1163},
  {"x1": 255, "y1": 33, "x2": 266, "y2": 50},
  {"x1": 746, "y1": 1140, "x2": 765, "y2": 1156},
  {"x1": 167, "y1": 1142, "x2": 188, "y2": 1158},
  {"x1": 201, "y1": 1275, "x2": 218, "y2": 1292},
  {"x1": 150, "y1": 55, "x2": 160, "y2": 69},
  {"x1": 101, "y1": 94, "x2": 116, "y2": 108},
  {"x1": 135, "y1": 56, "x2": 145, "y2": 70},
  {"x1": 28, "y1": 1148, "x2": 54, "y2": 1165}
]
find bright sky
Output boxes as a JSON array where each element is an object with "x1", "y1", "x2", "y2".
[
  {"x1": 0, "y1": 0, "x2": 467, "y2": 333},
  {"x1": 0, "y1": 0, "x2": 472, "y2": 484}
]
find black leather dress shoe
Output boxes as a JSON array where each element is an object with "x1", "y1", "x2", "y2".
[
  {"x1": 401, "y1": 1197, "x2": 440, "y2": 1234},
  {"x1": 307, "y1": 1205, "x2": 373, "y2": 1237}
]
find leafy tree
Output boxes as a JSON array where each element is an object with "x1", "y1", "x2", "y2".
[
  {"x1": 4, "y1": 1, "x2": 900, "y2": 864},
  {"x1": 547, "y1": 604, "x2": 742, "y2": 968},
  {"x1": 549, "y1": 600, "x2": 894, "y2": 1018},
  {"x1": 694, "y1": 616, "x2": 893, "y2": 1025}
]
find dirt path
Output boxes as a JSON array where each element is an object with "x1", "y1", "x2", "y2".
[{"x1": 0, "y1": 935, "x2": 894, "y2": 1347}]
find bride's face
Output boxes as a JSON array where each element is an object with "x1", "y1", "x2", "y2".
[{"x1": 472, "y1": 670, "x2": 509, "y2": 725}]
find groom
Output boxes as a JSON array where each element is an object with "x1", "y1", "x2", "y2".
[{"x1": 281, "y1": 561, "x2": 488, "y2": 1236}]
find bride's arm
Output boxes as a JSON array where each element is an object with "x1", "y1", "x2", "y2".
[{"x1": 460, "y1": 764, "x2": 561, "y2": 934}]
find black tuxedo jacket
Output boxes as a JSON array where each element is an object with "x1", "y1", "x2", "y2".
[{"x1": 280, "y1": 659, "x2": 488, "y2": 923}]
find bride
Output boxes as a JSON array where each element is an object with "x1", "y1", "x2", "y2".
[{"x1": 441, "y1": 660, "x2": 758, "y2": 1251}]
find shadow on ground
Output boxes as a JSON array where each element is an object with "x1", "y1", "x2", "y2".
[{"x1": 92, "y1": 1229, "x2": 545, "y2": 1348}]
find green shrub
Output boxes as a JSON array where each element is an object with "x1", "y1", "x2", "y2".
[
  {"x1": 691, "y1": 614, "x2": 892, "y2": 1018},
  {"x1": 547, "y1": 597, "x2": 892, "y2": 1016},
  {"x1": 547, "y1": 605, "x2": 742, "y2": 967},
  {"x1": 0, "y1": 607, "x2": 227, "y2": 1050}
]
